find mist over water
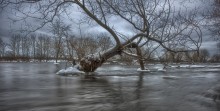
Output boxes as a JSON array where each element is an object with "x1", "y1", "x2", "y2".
[{"x1": 0, "y1": 63, "x2": 220, "y2": 111}]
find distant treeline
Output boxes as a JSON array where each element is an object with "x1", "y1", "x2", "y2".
[
  {"x1": 1, "y1": 33, "x2": 220, "y2": 63},
  {"x1": 0, "y1": 33, "x2": 113, "y2": 62}
]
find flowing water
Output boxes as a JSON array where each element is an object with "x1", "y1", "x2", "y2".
[{"x1": 0, "y1": 63, "x2": 220, "y2": 111}]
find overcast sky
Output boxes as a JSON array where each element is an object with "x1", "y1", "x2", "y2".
[{"x1": 0, "y1": 0, "x2": 219, "y2": 55}]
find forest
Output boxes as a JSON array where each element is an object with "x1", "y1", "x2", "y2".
[{"x1": 0, "y1": 32, "x2": 219, "y2": 63}]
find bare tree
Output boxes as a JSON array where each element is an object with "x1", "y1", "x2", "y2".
[
  {"x1": 211, "y1": 54, "x2": 220, "y2": 62},
  {"x1": 211, "y1": 0, "x2": 220, "y2": 39},
  {"x1": 199, "y1": 48, "x2": 210, "y2": 62},
  {"x1": 68, "y1": 36, "x2": 99, "y2": 61},
  {"x1": 50, "y1": 19, "x2": 71, "y2": 63},
  {"x1": 64, "y1": 34, "x2": 76, "y2": 61},
  {"x1": 187, "y1": 48, "x2": 210, "y2": 63},
  {"x1": 217, "y1": 42, "x2": 220, "y2": 55},
  {"x1": 2, "y1": 0, "x2": 202, "y2": 72},
  {"x1": 0, "y1": 38, "x2": 7, "y2": 58},
  {"x1": 9, "y1": 34, "x2": 22, "y2": 61},
  {"x1": 45, "y1": 36, "x2": 52, "y2": 61},
  {"x1": 30, "y1": 34, "x2": 37, "y2": 60},
  {"x1": 20, "y1": 36, "x2": 31, "y2": 61},
  {"x1": 97, "y1": 33, "x2": 113, "y2": 51},
  {"x1": 36, "y1": 35, "x2": 52, "y2": 61},
  {"x1": 201, "y1": 0, "x2": 220, "y2": 40}
]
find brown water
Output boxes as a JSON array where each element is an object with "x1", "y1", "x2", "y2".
[{"x1": 0, "y1": 63, "x2": 220, "y2": 111}]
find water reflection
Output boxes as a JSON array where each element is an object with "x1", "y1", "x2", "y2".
[{"x1": 0, "y1": 63, "x2": 220, "y2": 111}]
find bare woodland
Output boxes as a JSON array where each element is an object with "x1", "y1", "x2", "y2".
[{"x1": 0, "y1": 0, "x2": 219, "y2": 72}]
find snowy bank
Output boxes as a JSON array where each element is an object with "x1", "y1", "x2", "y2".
[
  {"x1": 54, "y1": 62, "x2": 60, "y2": 65},
  {"x1": 137, "y1": 68, "x2": 150, "y2": 72},
  {"x1": 137, "y1": 67, "x2": 166, "y2": 72},
  {"x1": 56, "y1": 66, "x2": 85, "y2": 75},
  {"x1": 162, "y1": 76, "x2": 179, "y2": 80},
  {"x1": 157, "y1": 68, "x2": 166, "y2": 72}
]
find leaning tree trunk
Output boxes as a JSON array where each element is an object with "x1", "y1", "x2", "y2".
[
  {"x1": 79, "y1": 43, "x2": 145, "y2": 72},
  {"x1": 79, "y1": 46, "x2": 122, "y2": 72}
]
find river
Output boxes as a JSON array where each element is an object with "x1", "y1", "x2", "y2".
[{"x1": 0, "y1": 62, "x2": 220, "y2": 111}]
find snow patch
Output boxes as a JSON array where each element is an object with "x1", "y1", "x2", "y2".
[
  {"x1": 82, "y1": 53, "x2": 102, "y2": 64},
  {"x1": 170, "y1": 65, "x2": 178, "y2": 68},
  {"x1": 169, "y1": 64, "x2": 207, "y2": 68},
  {"x1": 157, "y1": 68, "x2": 166, "y2": 72},
  {"x1": 54, "y1": 62, "x2": 60, "y2": 65},
  {"x1": 179, "y1": 65, "x2": 191, "y2": 68},
  {"x1": 137, "y1": 68, "x2": 150, "y2": 72},
  {"x1": 82, "y1": 47, "x2": 115, "y2": 64},
  {"x1": 56, "y1": 65, "x2": 85, "y2": 75},
  {"x1": 137, "y1": 67, "x2": 166, "y2": 72},
  {"x1": 207, "y1": 65, "x2": 220, "y2": 68},
  {"x1": 190, "y1": 65, "x2": 206, "y2": 68}
]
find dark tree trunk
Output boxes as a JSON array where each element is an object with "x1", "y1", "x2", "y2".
[
  {"x1": 79, "y1": 44, "x2": 145, "y2": 72},
  {"x1": 127, "y1": 42, "x2": 145, "y2": 70},
  {"x1": 79, "y1": 46, "x2": 122, "y2": 72},
  {"x1": 135, "y1": 47, "x2": 145, "y2": 70}
]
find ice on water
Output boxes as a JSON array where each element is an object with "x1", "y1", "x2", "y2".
[{"x1": 56, "y1": 65, "x2": 85, "y2": 75}]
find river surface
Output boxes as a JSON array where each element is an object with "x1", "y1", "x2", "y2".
[{"x1": 0, "y1": 62, "x2": 220, "y2": 111}]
